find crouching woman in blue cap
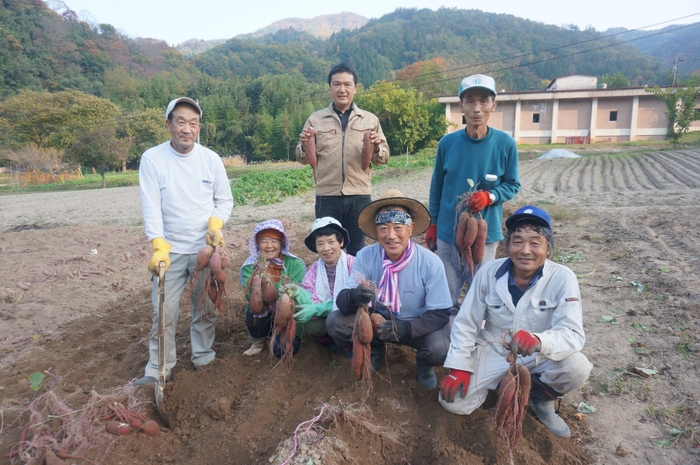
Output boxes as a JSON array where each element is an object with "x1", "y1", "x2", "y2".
[{"x1": 439, "y1": 205, "x2": 592, "y2": 438}]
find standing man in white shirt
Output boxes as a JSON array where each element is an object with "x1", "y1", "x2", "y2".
[{"x1": 134, "y1": 97, "x2": 233, "y2": 385}]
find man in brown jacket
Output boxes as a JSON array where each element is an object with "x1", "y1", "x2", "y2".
[{"x1": 296, "y1": 63, "x2": 390, "y2": 256}]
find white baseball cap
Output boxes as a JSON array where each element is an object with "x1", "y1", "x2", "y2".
[
  {"x1": 166, "y1": 97, "x2": 202, "y2": 119},
  {"x1": 304, "y1": 217, "x2": 350, "y2": 253},
  {"x1": 458, "y1": 74, "x2": 497, "y2": 98}
]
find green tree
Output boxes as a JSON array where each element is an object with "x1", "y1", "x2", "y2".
[
  {"x1": 647, "y1": 78, "x2": 700, "y2": 144},
  {"x1": 599, "y1": 72, "x2": 630, "y2": 88},
  {"x1": 0, "y1": 90, "x2": 120, "y2": 149},
  {"x1": 66, "y1": 124, "x2": 123, "y2": 188},
  {"x1": 356, "y1": 81, "x2": 446, "y2": 153},
  {"x1": 119, "y1": 108, "x2": 170, "y2": 169}
]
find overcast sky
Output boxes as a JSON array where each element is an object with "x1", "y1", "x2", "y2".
[{"x1": 58, "y1": 0, "x2": 699, "y2": 46}]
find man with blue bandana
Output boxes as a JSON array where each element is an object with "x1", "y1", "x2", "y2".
[{"x1": 326, "y1": 190, "x2": 452, "y2": 389}]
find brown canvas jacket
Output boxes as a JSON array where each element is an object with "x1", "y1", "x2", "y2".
[{"x1": 295, "y1": 103, "x2": 389, "y2": 196}]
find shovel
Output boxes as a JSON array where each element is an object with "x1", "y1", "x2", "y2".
[{"x1": 154, "y1": 262, "x2": 170, "y2": 427}]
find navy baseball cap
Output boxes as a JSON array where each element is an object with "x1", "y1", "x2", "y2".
[{"x1": 505, "y1": 205, "x2": 552, "y2": 230}]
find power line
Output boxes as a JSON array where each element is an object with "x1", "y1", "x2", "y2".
[{"x1": 3, "y1": 12, "x2": 699, "y2": 132}]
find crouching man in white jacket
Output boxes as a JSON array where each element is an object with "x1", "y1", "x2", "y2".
[{"x1": 438, "y1": 205, "x2": 592, "y2": 438}]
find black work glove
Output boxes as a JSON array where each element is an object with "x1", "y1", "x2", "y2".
[
  {"x1": 377, "y1": 319, "x2": 411, "y2": 342},
  {"x1": 350, "y1": 285, "x2": 375, "y2": 307}
]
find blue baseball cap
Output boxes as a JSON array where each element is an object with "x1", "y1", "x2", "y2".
[{"x1": 505, "y1": 205, "x2": 552, "y2": 230}]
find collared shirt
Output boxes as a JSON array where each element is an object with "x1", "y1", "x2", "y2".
[
  {"x1": 333, "y1": 103, "x2": 353, "y2": 131},
  {"x1": 495, "y1": 259, "x2": 544, "y2": 306}
]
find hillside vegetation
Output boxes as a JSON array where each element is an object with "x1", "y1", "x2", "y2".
[{"x1": 0, "y1": 1, "x2": 696, "y2": 166}]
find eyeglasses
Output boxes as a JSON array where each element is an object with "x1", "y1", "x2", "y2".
[{"x1": 259, "y1": 238, "x2": 281, "y2": 246}]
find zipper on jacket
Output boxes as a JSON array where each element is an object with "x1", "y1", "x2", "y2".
[{"x1": 340, "y1": 128, "x2": 346, "y2": 195}]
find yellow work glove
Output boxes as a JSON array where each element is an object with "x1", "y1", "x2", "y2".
[
  {"x1": 148, "y1": 238, "x2": 171, "y2": 276},
  {"x1": 206, "y1": 216, "x2": 225, "y2": 247}
]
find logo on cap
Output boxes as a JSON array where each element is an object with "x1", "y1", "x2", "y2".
[
  {"x1": 474, "y1": 79, "x2": 482, "y2": 84},
  {"x1": 524, "y1": 209, "x2": 533, "y2": 214}
]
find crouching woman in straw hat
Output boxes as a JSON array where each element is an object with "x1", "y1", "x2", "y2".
[{"x1": 326, "y1": 190, "x2": 453, "y2": 388}]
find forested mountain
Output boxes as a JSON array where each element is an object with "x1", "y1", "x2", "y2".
[
  {"x1": 606, "y1": 23, "x2": 700, "y2": 79},
  {"x1": 0, "y1": 1, "x2": 694, "y2": 165},
  {"x1": 246, "y1": 12, "x2": 368, "y2": 39},
  {"x1": 176, "y1": 13, "x2": 367, "y2": 58}
]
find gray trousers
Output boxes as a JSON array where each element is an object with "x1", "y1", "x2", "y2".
[
  {"x1": 439, "y1": 344, "x2": 593, "y2": 415},
  {"x1": 144, "y1": 253, "x2": 217, "y2": 378},
  {"x1": 325, "y1": 310, "x2": 452, "y2": 366},
  {"x1": 437, "y1": 239, "x2": 498, "y2": 314}
]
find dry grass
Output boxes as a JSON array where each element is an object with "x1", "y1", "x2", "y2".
[{"x1": 221, "y1": 155, "x2": 246, "y2": 167}]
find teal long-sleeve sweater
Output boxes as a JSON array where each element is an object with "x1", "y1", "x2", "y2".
[{"x1": 429, "y1": 127, "x2": 520, "y2": 245}]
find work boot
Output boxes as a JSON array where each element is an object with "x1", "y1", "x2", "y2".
[
  {"x1": 133, "y1": 376, "x2": 156, "y2": 386},
  {"x1": 530, "y1": 398, "x2": 570, "y2": 437},
  {"x1": 370, "y1": 344, "x2": 386, "y2": 373},
  {"x1": 243, "y1": 337, "x2": 266, "y2": 356},
  {"x1": 529, "y1": 374, "x2": 570, "y2": 438},
  {"x1": 415, "y1": 359, "x2": 437, "y2": 389}
]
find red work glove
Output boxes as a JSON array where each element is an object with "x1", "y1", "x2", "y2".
[
  {"x1": 512, "y1": 330, "x2": 541, "y2": 357},
  {"x1": 424, "y1": 224, "x2": 437, "y2": 251},
  {"x1": 440, "y1": 369, "x2": 471, "y2": 403},
  {"x1": 466, "y1": 190, "x2": 492, "y2": 213}
]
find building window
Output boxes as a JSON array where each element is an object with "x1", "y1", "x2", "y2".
[
  {"x1": 532, "y1": 113, "x2": 540, "y2": 123},
  {"x1": 462, "y1": 115, "x2": 466, "y2": 125},
  {"x1": 610, "y1": 111, "x2": 618, "y2": 122}
]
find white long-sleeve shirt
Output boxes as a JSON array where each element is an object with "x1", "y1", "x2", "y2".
[
  {"x1": 444, "y1": 258, "x2": 586, "y2": 373},
  {"x1": 139, "y1": 141, "x2": 233, "y2": 254}
]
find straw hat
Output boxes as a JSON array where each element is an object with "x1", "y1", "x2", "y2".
[{"x1": 358, "y1": 189, "x2": 431, "y2": 240}]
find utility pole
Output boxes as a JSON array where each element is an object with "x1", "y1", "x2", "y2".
[{"x1": 672, "y1": 55, "x2": 684, "y2": 86}]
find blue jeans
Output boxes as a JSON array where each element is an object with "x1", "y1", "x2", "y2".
[{"x1": 437, "y1": 239, "x2": 498, "y2": 315}]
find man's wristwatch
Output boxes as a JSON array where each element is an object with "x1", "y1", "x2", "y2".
[{"x1": 488, "y1": 192, "x2": 496, "y2": 204}]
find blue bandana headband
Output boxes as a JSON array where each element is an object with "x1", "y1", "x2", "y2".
[{"x1": 375, "y1": 210, "x2": 413, "y2": 226}]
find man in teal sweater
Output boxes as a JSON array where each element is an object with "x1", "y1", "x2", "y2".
[{"x1": 426, "y1": 74, "x2": 520, "y2": 315}]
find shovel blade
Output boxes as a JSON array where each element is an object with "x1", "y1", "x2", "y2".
[{"x1": 154, "y1": 381, "x2": 170, "y2": 427}]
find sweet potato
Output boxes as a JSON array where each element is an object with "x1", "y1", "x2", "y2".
[
  {"x1": 351, "y1": 334, "x2": 363, "y2": 380},
  {"x1": 462, "y1": 215, "x2": 478, "y2": 249},
  {"x1": 370, "y1": 313, "x2": 386, "y2": 340},
  {"x1": 218, "y1": 247, "x2": 229, "y2": 269},
  {"x1": 248, "y1": 273, "x2": 264, "y2": 314},
  {"x1": 106, "y1": 421, "x2": 132, "y2": 436},
  {"x1": 209, "y1": 250, "x2": 222, "y2": 274},
  {"x1": 196, "y1": 245, "x2": 214, "y2": 271},
  {"x1": 515, "y1": 364, "x2": 531, "y2": 427},
  {"x1": 307, "y1": 128, "x2": 318, "y2": 168},
  {"x1": 44, "y1": 450, "x2": 68, "y2": 465},
  {"x1": 275, "y1": 292, "x2": 293, "y2": 329},
  {"x1": 261, "y1": 274, "x2": 278, "y2": 306},
  {"x1": 495, "y1": 365, "x2": 517, "y2": 429},
  {"x1": 455, "y1": 211, "x2": 470, "y2": 250},
  {"x1": 356, "y1": 309, "x2": 373, "y2": 344},
  {"x1": 129, "y1": 418, "x2": 143, "y2": 429},
  {"x1": 361, "y1": 131, "x2": 372, "y2": 170},
  {"x1": 472, "y1": 218, "x2": 488, "y2": 265},
  {"x1": 140, "y1": 420, "x2": 160, "y2": 437}
]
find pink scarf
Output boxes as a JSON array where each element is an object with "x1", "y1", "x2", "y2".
[{"x1": 377, "y1": 240, "x2": 415, "y2": 314}]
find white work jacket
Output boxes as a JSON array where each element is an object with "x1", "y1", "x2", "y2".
[{"x1": 444, "y1": 258, "x2": 586, "y2": 373}]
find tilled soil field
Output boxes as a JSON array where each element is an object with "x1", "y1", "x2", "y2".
[{"x1": 1, "y1": 149, "x2": 699, "y2": 465}]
